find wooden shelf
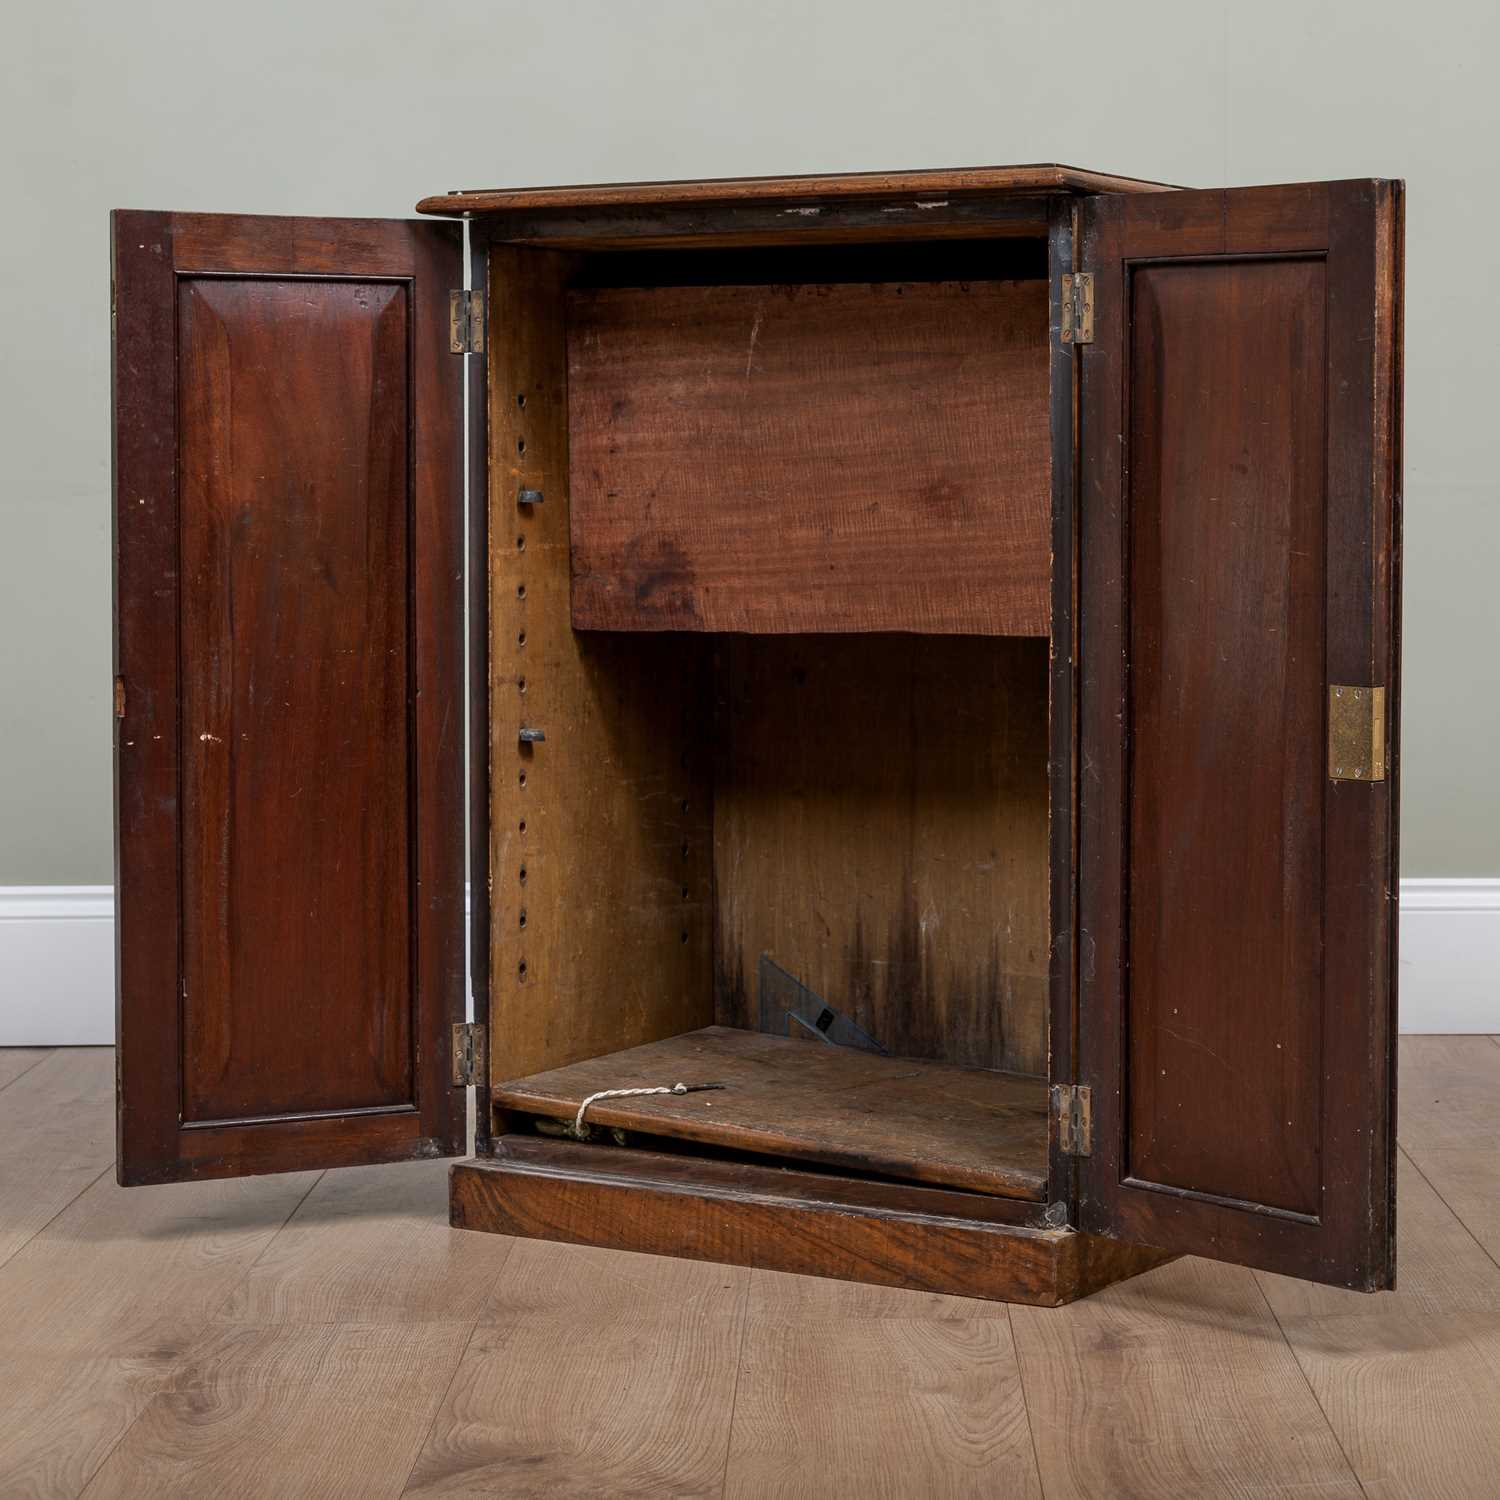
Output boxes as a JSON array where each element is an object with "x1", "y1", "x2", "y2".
[{"x1": 492, "y1": 1026, "x2": 1048, "y2": 1201}]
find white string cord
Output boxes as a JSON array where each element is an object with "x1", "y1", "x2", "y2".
[
  {"x1": 574, "y1": 1082, "x2": 688, "y2": 1137},
  {"x1": 572, "y1": 1081, "x2": 708, "y2": 1137}
]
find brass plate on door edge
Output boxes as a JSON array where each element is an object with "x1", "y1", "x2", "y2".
[{"x1": 1329, "y1": 685, "x2": 1386, "y2": 781}]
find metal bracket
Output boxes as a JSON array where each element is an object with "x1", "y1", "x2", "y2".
[
  {"x1": 1060, "y1": 272, "x2": 1094, "y2": 345},
  {"x1": 1329, "y1": 685, "x2": 1386, "y2": 782},
  {"x1": 1052, "y1": 1084, "x2": 1093, "y2": 1156},
  {"x1": 452, "y1": 1022, "x2": 487, "y2": 1087},
  {"x1": 448, "y1": 289, "x2": 485, "y2": 354}
]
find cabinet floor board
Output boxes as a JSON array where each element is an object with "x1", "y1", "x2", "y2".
[{"x1": 493, "y1": 1025, "x2": 1049, "y2": 1200}]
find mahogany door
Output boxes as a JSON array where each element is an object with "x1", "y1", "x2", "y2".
[
  {"x1": 1076, "y1": 181, "x2": 1403, "y2": 1289},
  {"x1": 113, "y1": 212, "x2": 466, "y2": 1182}
]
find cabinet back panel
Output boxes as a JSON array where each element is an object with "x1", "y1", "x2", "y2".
[
  {"x1": 1126, "y1": 258, "x2": 1327, "y2": 1214},
  {"x1": 713, "y1": 635, "x2": 1050, "y2": 1076},
  {"x1": 177, "y1": 277, "x2": 414, "y2": 1121},
  {"x1": 566, "y1": 278, "x2": 1051, "y2": 635}
]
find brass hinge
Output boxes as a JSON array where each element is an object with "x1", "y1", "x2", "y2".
[
  {"x1": 1060, "y1": 272, "x2": 1094, "y2": 345},
  {"x1": 451, "y1": 1022, "x2": 487, "y2": 1086},
  {"x1": 1052, "y1": 1084, "x2": 1093, "y2": 1156},
  {"x1": 1328, "y1": 685, "x2": 1386, "y2": 782},
  {"x1": 448, "y1": 289, "x2": 485, "y2": 354}
]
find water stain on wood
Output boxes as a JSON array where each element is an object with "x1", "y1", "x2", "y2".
[{"x1": 711, "y1": 633, "x2": 1049, "y2": 1078}]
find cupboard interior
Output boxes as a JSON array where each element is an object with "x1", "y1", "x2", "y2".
[{"x1": 487, "y1": 236, "x2": 1057, "y2": 1204}]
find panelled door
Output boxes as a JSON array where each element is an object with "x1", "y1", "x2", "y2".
[
  {"x1": 1076, "y1": 181, "x2": 1403, "y2": 1288},
  {"x1": 113, "y1": 212, "x2": 467, "y2": 1183}
]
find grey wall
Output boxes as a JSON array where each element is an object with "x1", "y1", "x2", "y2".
[{"x1": 1, "y1": 0, "x2": 1493, "y2": 883}]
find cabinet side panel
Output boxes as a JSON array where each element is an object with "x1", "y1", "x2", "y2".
[{"x1": 486, "y1": 248, "x2": 714, "y2": 1087}]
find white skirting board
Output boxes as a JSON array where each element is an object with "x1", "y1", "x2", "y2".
[
  {"x1": 0, "y1": 881, "x2": 1496, "y2": 1045},
  {"x1": 1396, "y1": 879, "x2": 1500, "y2": 1034},
  {"x1": 0, "y1": 887, "x2": 116, "y2": 1045}
]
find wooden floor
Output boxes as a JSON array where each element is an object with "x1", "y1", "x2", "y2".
[{"x1": 0, "y1": 1039, "x2": 1497, "y2": 1498}]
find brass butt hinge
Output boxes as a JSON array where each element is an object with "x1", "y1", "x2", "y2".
[
  {"x1": 1052, "y1": 1084, "x2": 1093, "y2": 1156},
  {"x1": 1060, "y1": 272, "x2": 1094, "y2": 345},
  {"x1": 1328, "y1": 685, "x2": 1386, "y2": 782},
  {"x1": 448, "y1": 289, "x2": 485, "y2": 354},
  {"x1": 451, "y1": 1022, "x2": 487, "y2": 1086}
]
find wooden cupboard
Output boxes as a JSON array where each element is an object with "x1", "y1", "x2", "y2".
[{"x1": 112, "y1": 163, "x2": 1403, "y2": 1305}]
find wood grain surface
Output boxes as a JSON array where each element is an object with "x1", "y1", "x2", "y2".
[
  {"x1": 1124, "y1": 255, "x2": 1329, "y2": 1215},
  {"x1": 451, "y1": 1138, "x2": 1167, "y2": 1307},
  {"x1": 567, "y1": 278, "x2": 1050, "y2": 635},
  {"x1": 0, "y1": 1047, "x2": 114, "y2": 1269},
  {"x1": 113, "y1": 211, "x2": 466, "y2": 1183},
  {"x1": 405, "y1": 1240, "x2": 748, "y2": 1497},
  {"x1": 483, "y1": 243, "x2": 716, "y2": 1088},
  {"x1": 492, "y1": 1025, "x2": 1048, "y2": 1198},
  {"x1": 726, "y1": 1278, "x2": 1043, "y2": 1498},
  {"x1": 1077, "y1": 180, "x2": 1403, "y2": 1287},
  {"x1": 712, "y1": 634, "x2": 1050, "y2": 1076},
  {"x1": 416, "y1": 162, "x2": 1178, "y2": 217},
  {"x1": 1011, "y1": 1255, "x2": 1366, "y2": 1499},
  {"x1": 3, "y1": 1040, "x2": 1497, "y2": 1498}
]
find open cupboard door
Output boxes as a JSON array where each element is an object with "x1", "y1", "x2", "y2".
[
  {"x1": 113, "y1": 212, "x2": 470, "y2": 1183},
  {"x1": 1076, "y1": 181, "x2": 1403, "y2": 1289}
]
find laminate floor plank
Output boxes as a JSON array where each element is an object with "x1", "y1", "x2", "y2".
[
  {"x1": 1412, "y1": 1148, "x2": 1500, "y2": 1266},
  {"x1": 0, "y1": 1047, "x2": 117, "y2": 1270},
  {"x1": 81, "y1": 1321, "x2": 475, "y2": 1500},
  {"x1": 0, "y1": 1166, "x2": 319, "y2": 1498},
  {"x1": 1010, "y1": 1255, "x2": 1363, "y2": 1499},
  {"x1": 1260, "y1": 1128, "x2": 1500, "y2": 1500},
  {"x1": 403, "y1": 1239, "x2": 749, "y2": 1498},
  {"x1": 1258, "y1": 1153, "x2": 1500, "y2": 1500},
  {"x1": 0, "y1": 1047, "x2": 50, "y2": 1090},
  {"x1": 215, "y1": 1160, "x2": 514, "y2": 1327},
  {"x1": 1396, "y1": 1032, "x2": 1500, "y2": 1153},
  {"x1": 5, "y1": 1040, "x2": 1500, "y2": 1498},
  {"x1": 722, "y1": 1271, "x2": 1041, "y2": 1500}
]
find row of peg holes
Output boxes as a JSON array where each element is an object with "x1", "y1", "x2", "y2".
[
  {"x1": 516, "y1": 391, "x2": 530, "y2": 983},
  {"x1": 509, "y1": 388, "x2": 695, "y2": 981}
]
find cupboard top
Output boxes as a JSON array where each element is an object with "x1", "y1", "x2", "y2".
[{"x1": 414, "y1": 162, "x2": 1178, "y2": 217}]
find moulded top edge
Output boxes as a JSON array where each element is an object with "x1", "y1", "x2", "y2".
[{"x1": 414, "y1": 163, "x2": 1181, "y2": 217}]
